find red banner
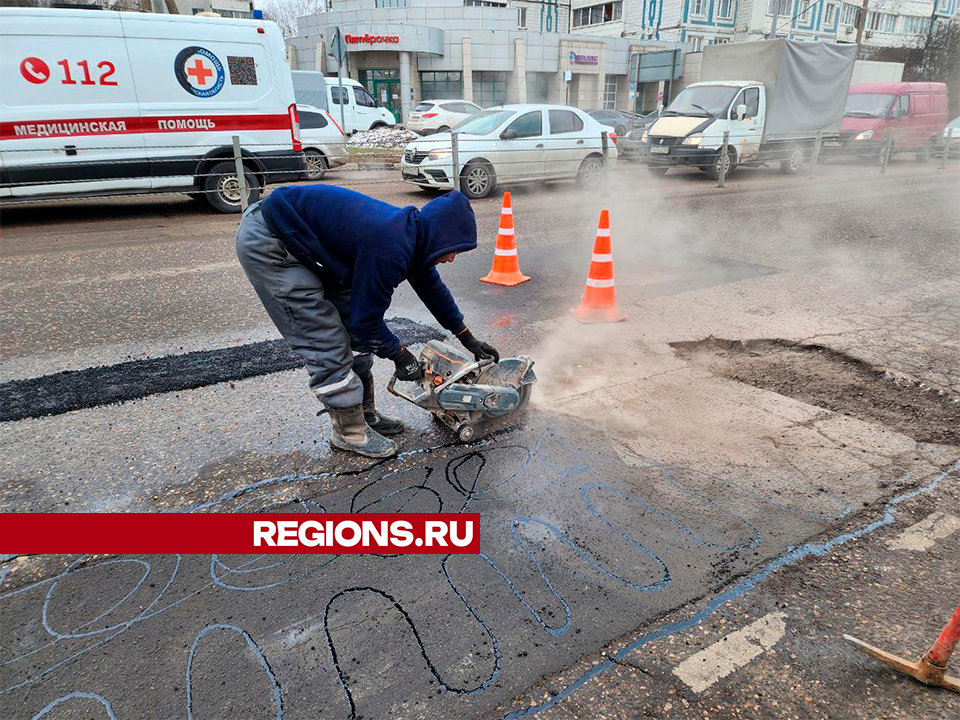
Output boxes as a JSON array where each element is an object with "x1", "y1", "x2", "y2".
[{"x1": 0, "y1": 513, "x2": 480, "y2": 554}]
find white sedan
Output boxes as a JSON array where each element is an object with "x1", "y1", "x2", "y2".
[
  {"x1": 297, "y1": 104, "x2": 349, "y2": 181},
  {"x1": 407, "y1": 99, "x2": 482, "y2": 135},
  {"x1": 400, "y1": 104, "x2": 617, "y2": 199}
]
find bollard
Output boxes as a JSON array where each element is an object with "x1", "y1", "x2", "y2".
[
  {"x1": 450, "y1": 131, "x2": 460, "y2": 194},
  {"x1": 231, "y1": 135, "x2": 249, "y2": 211},
  {"x1": 809, "y1": 130, "x2": 822, "y2": 179},
  {"x1": 844, "y1": 602, "x2": 960, "y2": 692},
  {"x1": 940, "y1": 128, "x2": 953, "y2": 170},
  {"x1": 717, "y1": 131, "x2": 730, "y2": 188},
  {"x1": 880, "y1": 131, "x2": 894, "y2": 174},
  {"x1": 601, "y1": 130, "x2": 609, "y2": 164}
]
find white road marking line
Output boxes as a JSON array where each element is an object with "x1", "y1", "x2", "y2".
[
  {"x1": 886, "y1": 511, "x2": 960, "y2": 552},
  {"x1": 672, "y1": 612, "x2": 787, "y2": 693}
]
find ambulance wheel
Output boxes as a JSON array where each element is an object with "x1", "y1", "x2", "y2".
[
  {"x1": 204, "y1": 161, "x2": 261, "y2": 214},
  {"x1": 303, "y1": 150, "x2": 327, "y2": 180},
  {"x1": 457, "y1": 425, "x2": 475, "y2": 443}
]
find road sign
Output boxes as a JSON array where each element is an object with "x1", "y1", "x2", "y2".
[{"x1": 330, "y1": 26, "x2": 346, "y2": 65}]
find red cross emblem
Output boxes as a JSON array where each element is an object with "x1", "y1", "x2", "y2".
[{"x1": 186, "y1": 58, "x2": 214, "y2": 86}]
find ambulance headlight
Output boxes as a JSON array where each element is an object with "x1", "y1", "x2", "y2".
[
  {"x1": 427, "y1": 148, "x2": 453, "y2": 160},
  {"x1": 682, "y1": 132, "x2": 703, "y2": 146},
  {"x1": 854, "y1": 130, "x2": 874, "y2": 140}
]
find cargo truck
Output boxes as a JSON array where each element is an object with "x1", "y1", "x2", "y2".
[{"x1": 641, "y1": 39, "x2": 856, "y2": 180}]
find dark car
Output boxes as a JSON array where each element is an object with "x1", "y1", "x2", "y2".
[
  {"x1": 619, "y1": 111, "x2": 661, "y2": 162},
  {"x1": 587, "y1": 109, "x2": 639, "y2": 137}
]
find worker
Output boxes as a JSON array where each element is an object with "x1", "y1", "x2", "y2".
[{"x1": 235, "y1": 185, "x2": 498, "y2": 459}]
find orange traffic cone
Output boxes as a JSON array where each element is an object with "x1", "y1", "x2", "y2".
[
  {"x1": 570, "y1": 209, "x2": 626, "y2": 323},
  {"x1": 481, "y1": 192, "x2": 530, "y2": 286}
]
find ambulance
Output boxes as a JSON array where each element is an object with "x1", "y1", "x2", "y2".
[{"x1": 0, "y1": 8, "x2": 303, "y2": 212}]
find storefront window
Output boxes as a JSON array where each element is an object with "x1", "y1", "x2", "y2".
[
  {"x1": 421, "y1": 72, "x2": 463, "y2": 100},
  {"x1": 472, "y1": 71, "x2": 507, "y2": 108}
]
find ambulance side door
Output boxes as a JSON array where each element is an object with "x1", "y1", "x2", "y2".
[
  {"x1": 119, "y1": 13, "x2": 284, "y2": 189},
  {"x1": 0, "y1": 10, "x2": 149, "y2": 197}
]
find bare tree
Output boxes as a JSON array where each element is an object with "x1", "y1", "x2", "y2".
[
  {"x1": 259, "y1": 0, "x2": 327, "y2": 38},
  {"x1": 868, "y1": 21, "x2": 960, "y2": 117}
]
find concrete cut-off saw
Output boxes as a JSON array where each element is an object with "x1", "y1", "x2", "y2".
[{"x1": 388, "y1": 340, "x2": 536, "y2": 442}]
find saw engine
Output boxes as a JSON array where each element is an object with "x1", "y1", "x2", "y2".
[{"x1": 387, "y1": 340, "x2": 536, "y2": 442}]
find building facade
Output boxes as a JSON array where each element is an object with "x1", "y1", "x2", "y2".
[
  {"x1": 572, "y1": 0, "x2": 957, "y2": 50},
  {"x1": 285, "y1": 0, "x2": 687, "y2": 121}
]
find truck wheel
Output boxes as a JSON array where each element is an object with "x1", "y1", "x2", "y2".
[
  {"x1": 460, "y1": 161, "x2": 495, "y2": 199},
  {"x1": 780, "y1": 146, "x2": 804, "y2": 174},
  {"x1": 303, "y1": 149, "x2": 327, "y2": 180},
  {"x1": 704, "y1": 150, "x2": 734, "y2": 180},
  {"x1": 203, "y1": 161, "x2": 261, "y2": 213}
]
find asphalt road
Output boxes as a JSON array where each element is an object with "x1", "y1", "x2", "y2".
[{"x1": 2, "y1": 158, "x2": 959, "y2": 720}]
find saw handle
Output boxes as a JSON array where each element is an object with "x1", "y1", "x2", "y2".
[{"x1": 387, "y1": 356, "x2": 493, "y2": 397}]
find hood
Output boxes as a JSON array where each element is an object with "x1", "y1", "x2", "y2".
[
  {"x1": 416, "y1": 190, "x2": 478, "y2": 268},
  {"x1": 649, "y1": 116, "x2": 711, "y2": 138},
  {"x1": 409, "y1": 132, "x2": 484, "y2": 150},
  {"x1": 841, "y1": 116, "x2": 882, "y2": 133}
]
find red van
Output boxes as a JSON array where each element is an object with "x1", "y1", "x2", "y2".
[{"x1": 832, "y1": 82, "x2": 948, "y2": 162}]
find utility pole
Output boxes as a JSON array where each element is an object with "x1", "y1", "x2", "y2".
[
  {"x1": 854, "y1": 0, "x2": 869, "y2": 48},
  {"x1": 769, "y1": 0, "x2": 781, "y2": 39}
]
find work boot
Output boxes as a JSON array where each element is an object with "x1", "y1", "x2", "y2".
[
  {"x1": 329, "y1": 405, "x2": 398, "y2": 459},
  {"x1": 360, "y1": 373, "x2": 406, "y2": 436}
]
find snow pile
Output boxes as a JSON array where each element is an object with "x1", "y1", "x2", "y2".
[{"x1": 348, "y1": 127, "x2": 418, "y2": 149}]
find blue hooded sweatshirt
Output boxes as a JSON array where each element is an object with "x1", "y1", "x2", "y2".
[{"x1": 260, "y1": 185, "x2": 477, "y2": 359}]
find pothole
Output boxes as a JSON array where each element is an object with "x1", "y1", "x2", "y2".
[{"x1": 671, "y1": 338, "x2": 960, "y2": 447}]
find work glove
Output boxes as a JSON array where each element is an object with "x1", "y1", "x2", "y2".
[
  {"x1": 393, "y1": 346, "x2": 423, "y2": 382},
  {"x1": 457, "y1": 328, "x2": 500, "y2": 363}
]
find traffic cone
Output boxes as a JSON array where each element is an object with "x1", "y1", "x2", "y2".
[
  {"x1": 570, "y1": 209, "x2": 626, "y2": 323},
  {"x1": 481, "y1": 192, "x2": 530, "y2": 286}
]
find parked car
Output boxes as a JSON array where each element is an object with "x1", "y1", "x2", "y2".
[
  {"x1": 827, "y1": 82, "x2": 949, "y2": 162},
  {"x1": 401, "y1": 104, "x2": 616, "y2": 199},
  {"x1": 0, "y1": 7, "x2": 303, "y2": 213},
  {"x1": 292, "y1": 71, "x2": 396, "y2": 134},
  {"x1": 942, "y1": 116, "x2": 960, "y2": 157},
  {"x1": 297, "y1": 104, "x2": 348, "y2": 180},
  {"x1": 407, "y1": 99, "x2": 482, "y2": 135},
  {"x1": 588, "y1": 109, "x2": 638, "y2": 136},
  {"x1": 619, "y1": 110, "x2": 661, "y2": 161}
]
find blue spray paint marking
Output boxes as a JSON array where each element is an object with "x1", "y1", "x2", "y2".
[
  {"x1": 504, "y1": 460, "x2": 960, "y2": 719},
  {"x1": 30, "y1": 690, "x2": 117, "y2": 720},
  {"x1": 186, "y1": 624, "x2": 283, "y2": 720}
]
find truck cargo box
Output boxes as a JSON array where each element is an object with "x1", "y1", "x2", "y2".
[{"x1": 700, "y1": 39, "x2": 856, "y2": 139}]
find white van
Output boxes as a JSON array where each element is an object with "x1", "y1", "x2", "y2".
[
  {"x1": 292, "y1": 71, "x2": 396, "y2": 135},
  {"x1": 0, "y1": 8, "x2": 303, "y2": 212}
]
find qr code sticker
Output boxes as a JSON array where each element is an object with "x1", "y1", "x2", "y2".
[{"x1": 228, "y1": 56, "x2": 258, "y2": 86}]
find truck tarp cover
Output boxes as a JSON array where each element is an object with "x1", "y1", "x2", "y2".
[{"x1": 700, "y1": 39, "x2": 856, "y2": 138}]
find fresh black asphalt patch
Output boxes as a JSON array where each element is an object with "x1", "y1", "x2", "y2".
[{"x1": 0, "y1": 317, "x2": 443, "y2": 422}]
